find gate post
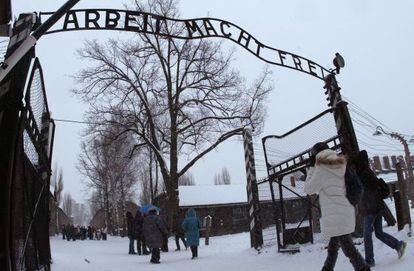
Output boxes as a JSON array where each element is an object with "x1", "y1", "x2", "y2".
[
  {"x1": 242, "y1": 128, "x2": 263, "y2": 250},
  {"x1": 324, "y1": 73, "x2": 363, "y2": 236},
  {"x1": 395, "y1": 163, "x2": 412, "y2": 234}
]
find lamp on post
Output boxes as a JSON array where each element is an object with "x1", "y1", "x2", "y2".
[{"x1": 373, "y1": 126, "x2": 414, "y2": 206}]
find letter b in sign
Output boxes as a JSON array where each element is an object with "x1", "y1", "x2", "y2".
[{"x1": 106, "y1": 11, "x2": 120, "y2": 28}]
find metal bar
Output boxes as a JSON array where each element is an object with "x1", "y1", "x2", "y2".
[
  {"x1": 262, "y1": 108, "x2": 334, "y2": 141},
  {"x1": 0, "y1": 0, "x2": 80, "y2": 83},
  {"x1": 266, "y1": 135, "x2": 341, "y2": 177},
  {"x1": 278, "y1": 176, "x2": 286, "y2": 248},
  {"x1": 268, "y1": 177, "x2": 281, "y2": 252}
]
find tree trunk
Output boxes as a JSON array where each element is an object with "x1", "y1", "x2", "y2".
[
  {"x1": 103, "y1": 186, "x2": 112, "y2": 234},
  {"x1": 149, "y1": 148, "x2": 154, "y2": 203}
]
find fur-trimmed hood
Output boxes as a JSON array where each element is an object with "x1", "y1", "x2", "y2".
[
  {"x1": 315, "y1": 149, "x2": 347, "y2": 167},
  {"x1": 305, "y1": 149, "x2": 354, "y2": 238}
]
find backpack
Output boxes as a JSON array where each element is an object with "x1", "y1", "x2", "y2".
[
  {"x1": 344, "y1": 164, "x2": 363, "y2": 206},
  {"x1": 377, "y1": 177, "x2": 390, "y2": 199}
]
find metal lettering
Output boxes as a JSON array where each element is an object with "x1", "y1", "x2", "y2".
[
  {"x1": 185, "y1": 20, "x2": 204, "y2": 37},
  {"x1": 41, "y1": 9, "x2": 331, "y2": 81},
  {"x1": 124, "y1": 11, "x2": 141, "y2": 31},
  {"x1": 254, "y1": 39, "x2": 264, "y2": 57},
  {"x1": 152, "y1": 15, "x2": 167, "y2": 34},
  {"x1": 220, "y1": 21, "x2": 232, "y2": 37},
  {"x1": 203, "y1": 19, "x2": 218, "y2": 36},
  {"x1": 238, "y1": 30, "x2": 251, "y2": 48},
  {"x1": 141, "y1": 12, "x2": 149, "y2": 32},
  {"x1": 292, "y1": 55, "x2": 303, "y2": 71},
  {"x1": 62, "y1": 11, "x2": 79, "y2": 30},
  {"x1": 308, "y1": 60, "x2": 317, "y2": 76},
  {"x1": 85, "y1": 10, "x2": 101, "y2": 29},
  {"x1": 278, "y1": 50, "x2": 287, "y2": 65},
  {"x1": 105, "y1": 10, "x2": 120, "y2": 29}
]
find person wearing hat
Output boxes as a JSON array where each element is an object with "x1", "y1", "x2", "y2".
[
  {"x1": 304, "y1": 142, "x2": 370, "y2": 271},
  {"x1": 143, "y1": 207, "x2": 169, "y2": 263}
]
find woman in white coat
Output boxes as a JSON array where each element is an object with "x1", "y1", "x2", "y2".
[{"x1": 305, "y1": 142, "x2": 370, "y2": 271}]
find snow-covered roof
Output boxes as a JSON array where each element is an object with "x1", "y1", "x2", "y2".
[
  {"x1": 178, "y1": 185, "x2": 247, "y2": 207},
  {"x1": 377, "y1": 172, "x2": 398, "y2": 183}
]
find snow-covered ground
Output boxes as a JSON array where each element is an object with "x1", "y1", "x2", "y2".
[{"x1": 51, "y1": 203, "x2": 413, "y2": 270}]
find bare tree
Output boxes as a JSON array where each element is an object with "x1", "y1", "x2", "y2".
[
  {"x1": 51, "y1": 165, "x2": 64, "y2": 232},
  {"x1": 52, "y1": 165, "x2": 64, "y2": 206},
  {"x1": 89, "y1": 191, "x2": 102, "y2": 220},
  {"x1": 138, "y1": 150, "x2": 164, "y2": 205},
  {"x1": 179, "y1": 172, "x2": 195, "y2": 186},
  {"x1": 214, "y1": 167, "x2": 231, "y2": 185},
  {"x1": 72, "y1": 202, "x2": 90, "y2": 226},
  {"x1": 74, "y1": 0, "x2": 272, "y2": 218},
  {"x1": 78, "y1": 124, "x2": 138, "y2": 233},
  {"x1": 62, "y1": 193, "x2": 73, "y2": 218}
]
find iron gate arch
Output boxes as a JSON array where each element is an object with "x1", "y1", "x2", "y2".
[{"x1": 0, "y1": 2, "x2": 361, "y2": 268}]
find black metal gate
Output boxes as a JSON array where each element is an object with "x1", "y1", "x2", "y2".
[
  {"x1": 0, "y1": 16, "x2": 55, "y2": 269},
  {"x1": 261, "y1": 109, "x2": 343, "y2": 252}
]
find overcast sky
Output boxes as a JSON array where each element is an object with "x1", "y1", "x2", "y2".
[{"x1": 11, "y1": 0, "x2": 414, "y2": 203}]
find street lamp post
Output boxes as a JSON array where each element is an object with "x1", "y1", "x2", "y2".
[{"x1": 374, "y1": 126, "x2": 414, "y2": 206}]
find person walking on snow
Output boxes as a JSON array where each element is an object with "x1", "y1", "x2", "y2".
[
  {"x1": 143, "y1": 208, "x2": 169, "y2": 264},
  {"x1": 134, "y1": 211, "x2": 148, "y2": 255},
  {"x1": 172, "y1": 212, "x2": 187, "y2": 251},
  {"x1": 126, "y1": 211, "x2": 136, "y2": 254},
  {"x1": 182, "y1": 208, "x2": 201, "y2": 259},
  {"x1": 355, "y1": 150, "x2": 407, "y2": 267},
  {"x1": 304, "y1": 142, "x2": 370, "y2": 271}
]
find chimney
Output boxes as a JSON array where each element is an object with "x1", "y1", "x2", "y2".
[
  {"x1": 382, "y1": 156, "x2": 391, "y2": 170},
  {"x1": 391, "y1": 155, "x2": 398, "y2": 169},
  {"x1": 373, "y1": 156, "x2": 382, "y2": 171}
]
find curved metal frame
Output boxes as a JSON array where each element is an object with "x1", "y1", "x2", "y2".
[{"x1": 39, "y1": 9, "x2": 332, "y2": 81}]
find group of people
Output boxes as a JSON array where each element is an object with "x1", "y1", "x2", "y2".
[
  {"x1": 126, "y1": 207, "x2": 201, "y2": 264},
  {"x1": 62, "y1": 224, "x2": 107, "y2": 241},
  {"x1": 304, "y1": 142, "x2": 407, "y2": 271}
]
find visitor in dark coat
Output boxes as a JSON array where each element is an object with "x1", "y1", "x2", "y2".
[
  {"x1": 126, "y1": 211, "x2": 136, "y2": 254},
  {"x1": 87, "y1": 226, "x2": 93, "y2": 240},
  {"x1": 134, "y1": 211, "x2": 148, "y2": 255},
  {"x1": 143, "y1": 208, "x2": 169, "y2": 264},
  {"x1": 62, "y1": 224, "x2": 67, "y2": 240},
  {"x1": 160, "y1": 214, "x2": 170, "y2": 252},
  {"x1": 172, "y1": 212, "x2": 187, "y2": 251},
  {"x1": 70, "y1": 225, "x2": 76, "y2": 241},
  {"x1": 356, "y1": 150, "x2": 407, "y2": 267},
  {"x1": 182, "y1": 208, "x2": 201, "y2": 259}
]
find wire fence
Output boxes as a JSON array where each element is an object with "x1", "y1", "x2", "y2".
[
  {"x1": 343, "y1": 96, "x2": 406, "y2": 159},
  {"x1": 257, "y1": 109, "x2": 339, "y2": 249},
  {"x1": 263, "y1": 110, "x2": 338, "y2": 167}
]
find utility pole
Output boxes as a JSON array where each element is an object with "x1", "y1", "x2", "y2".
[{"x1": 374, "y1": 126, "x2": 414, "y2": 207}]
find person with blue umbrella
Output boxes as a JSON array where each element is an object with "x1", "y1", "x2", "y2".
[
  {"x1": 140, "y1": 204, "x2": 160, "y2": 215},
  {"x1": 182, "y1": 208, "x2": 201, "y2": 259}
]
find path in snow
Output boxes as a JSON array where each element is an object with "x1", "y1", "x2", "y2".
[{"x1": 51, "y1": 225, "x2": 412, "y2": 271}]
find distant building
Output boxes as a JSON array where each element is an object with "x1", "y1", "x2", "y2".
[
  {"x1": 49, "y1": 193, "x2": 71, "y2": 236},
  {"x1": 89, "y1": 201, "x2": 139, "y2": 235},
  {"x1": 155, "y1": 184, "x2": 310, "y2": 236}
]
